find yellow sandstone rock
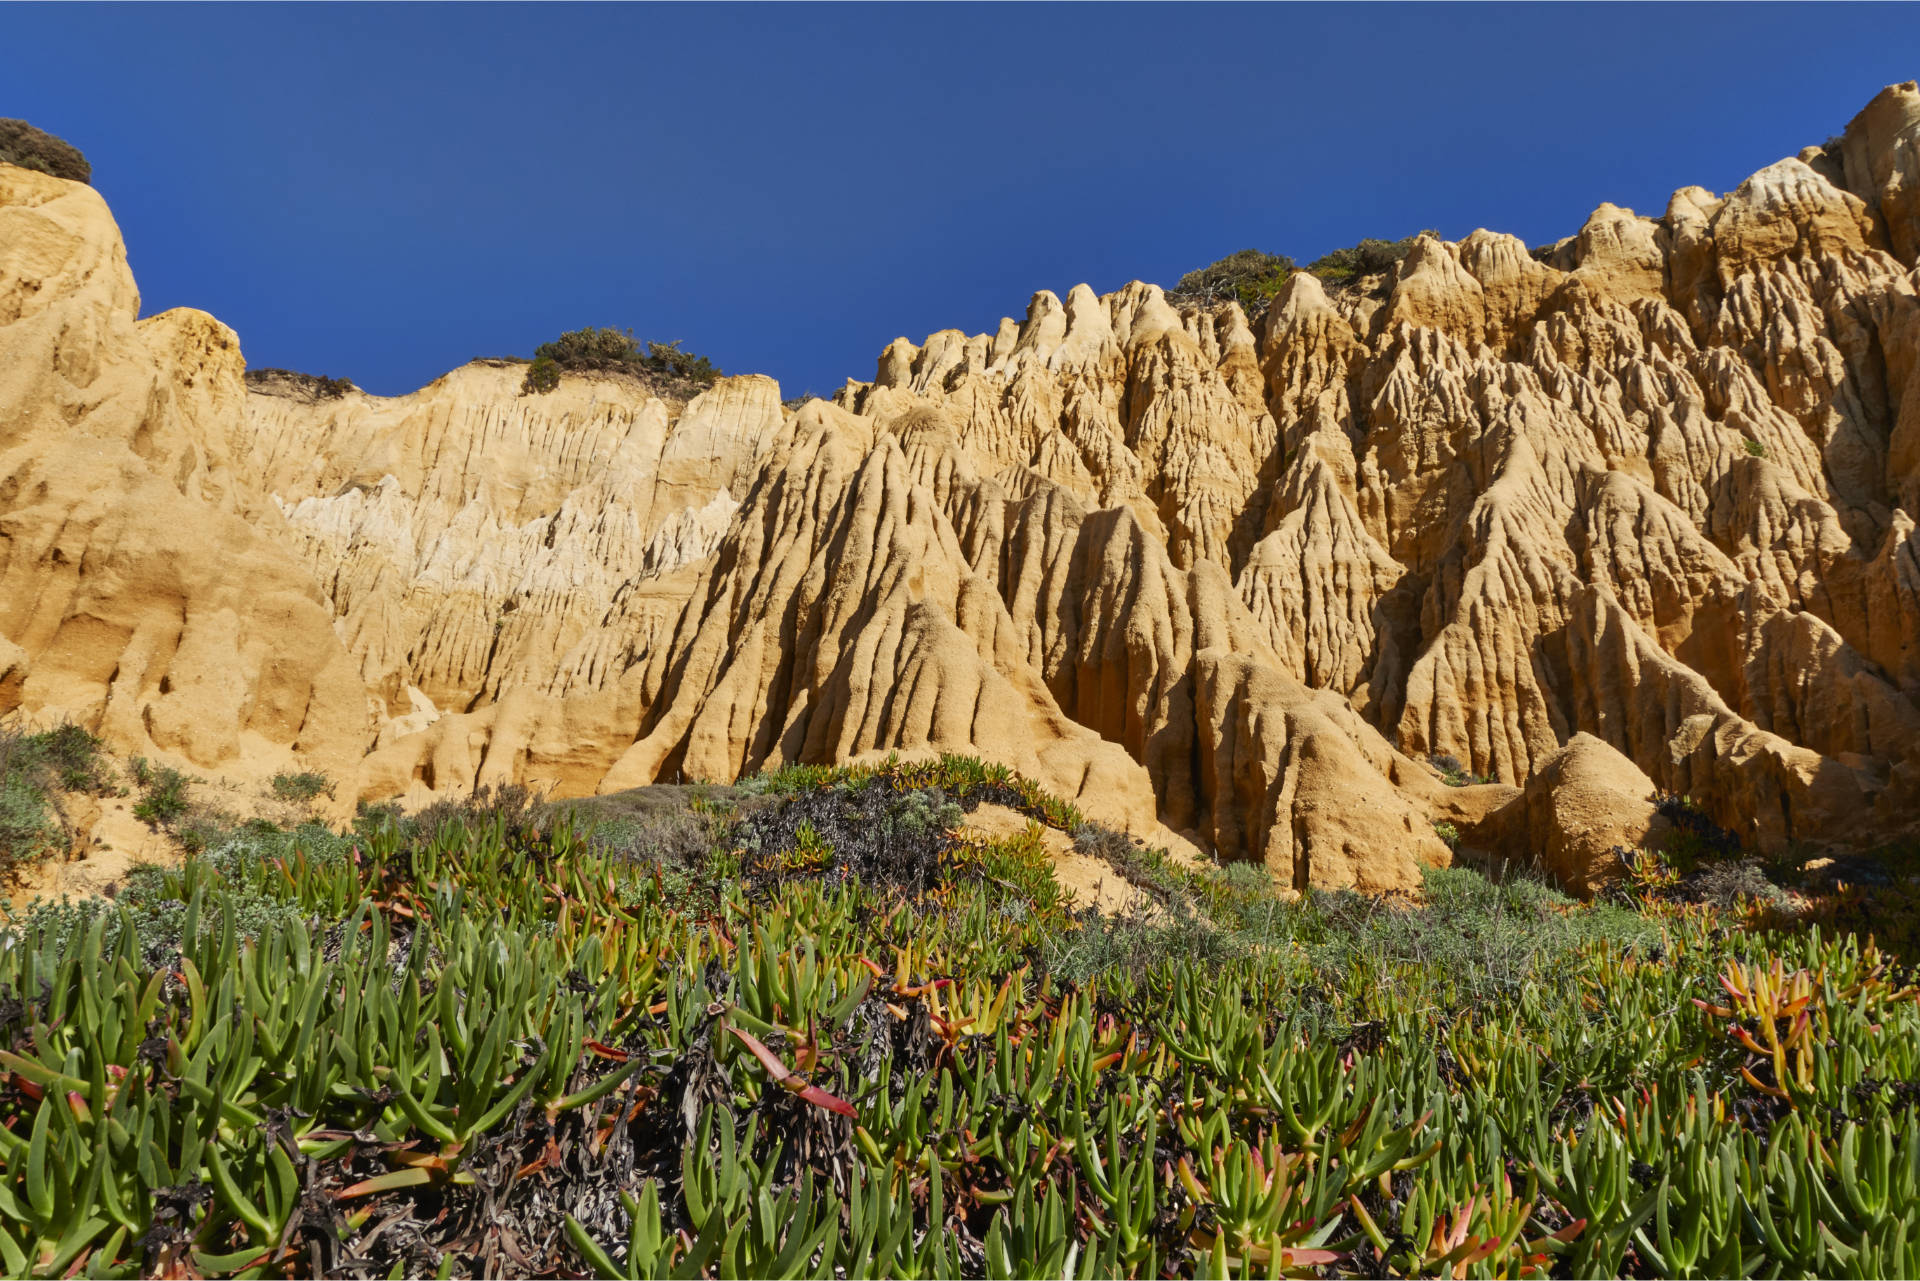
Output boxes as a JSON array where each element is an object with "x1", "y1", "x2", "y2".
[{"x1": 5, "y1": 82, "x2": 1920, "y2": 894}]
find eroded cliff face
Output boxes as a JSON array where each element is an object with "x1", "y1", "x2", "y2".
[
  {"x1": 4, "y1": 81, "x2": 1919, "y2": 891},
  {"x1": 0, "y1": 165, "x2": 368, "y2": 787}
]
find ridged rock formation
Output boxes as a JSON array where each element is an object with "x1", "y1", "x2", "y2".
[
  {"x1": 0, "y1": 165, "x2": 366, "y2": 784},
  {"x1": 4, "y1": 81, "x2": 1920, "y2": 892}
]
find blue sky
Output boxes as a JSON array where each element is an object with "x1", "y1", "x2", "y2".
[{"x1": 9, "y1": 4, "x2": 1918, "y2": 398}]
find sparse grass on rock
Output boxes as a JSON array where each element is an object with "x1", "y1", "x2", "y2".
[
  {"x1": 270, "y1": 769, "x2": 335, "y2": 805},
  {"x1": 0, "y1": 724, "x2": 109, "y2": 874}
]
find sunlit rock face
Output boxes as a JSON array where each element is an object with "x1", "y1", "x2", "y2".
[{"x1": 5, "y1": 81, "x2": 1920, "y2": 892}]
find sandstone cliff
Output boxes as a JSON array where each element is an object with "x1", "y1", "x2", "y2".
[{"x1": 4, "y1": 82, "x2": 1919, "y2": 892}]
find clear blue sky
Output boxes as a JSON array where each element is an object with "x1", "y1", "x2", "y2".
[{"x1": 10, "y1": 4, "x2": 1917, "y2": 398}]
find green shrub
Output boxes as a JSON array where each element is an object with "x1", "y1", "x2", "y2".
[
  {"x1": 271, "y1": 770, "x2": 335, "y2": 805},
  {"x1": 0, "y1": 118, "x2": 90, "y2": 184},
  {"x1": 17, "y1": 723, "x2": 108, "y2": 794},
  {"x1": 1307, "y1": 231, "x2": 1435, "y2": 284},
  {"x1": 1168, "y1": 249, "x2": 1295, "y2": 315},
  {"x1": 1042, "y1": 895, "x2": 1242, "y2": 986},
  {"x1": 1427, "y1": 752, "x2": 1495, "y2": 787},
  {"x1": 0, "y1": 724, "x2": 111, "y2": 872},
  {"x1": 521, "y1": 354, "x2": 561, "y2": 394},
  {"x1": 129, "y1": 757, "x2": 191, "y2": 827},
  {"x1": 642, "y1": 338, "x2": 720, "y2": 384},
  {"x1": 1745, "y1": 437, "x2": 1767, "y2": 458},
  {"x1": 521, "y1": 327, "x2": 721, "y2": 395},
  {"x1": 536, "y1": 325, "x2": 639, "y2": 368},
  {"x1": 0, "y1": 768, "x2": 57, "y2": 871}
]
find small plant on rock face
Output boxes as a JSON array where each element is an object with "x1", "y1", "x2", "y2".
[
  {"x1": 0, "y1": 724, "x2": 114, "y2": 871},
  {"x1": 130, "y1": 757, "x2": 191, "y2": 827},
  {"x1": 0, "y1": 737, "x2": 59, "y2": 871},
  {"x1": 1656, "y1": 792, "x2": 1741, "y2": 870},
  {"x1": 1744, "y1": 437, "x2": 1767, "y2": 458},
  {"x1": 1427, "y1": 753, "x2": 1494, "y2": 787},
  {"x1": 271, "y1": 770, "x2": 335, "y2": 805},
  {"x1": 1433, "y1": 821, "x2": 1460, "y2": 849}
]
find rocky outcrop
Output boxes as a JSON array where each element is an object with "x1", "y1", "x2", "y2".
[
  {"x1": 6, "y1": 83, "x2": 1920, "y2": 892},
  {"x1": 1467, "y1": 733, "x2": 1669, "y2": 897},
  {"x1": 0, "y1": 165, "x2": 366, "y2": 786}
]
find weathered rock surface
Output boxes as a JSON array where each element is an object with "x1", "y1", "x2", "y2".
[
  {"x1": 5, "y1": 83, "x2": 1920, "y2": 892},
  {"x1": 1466, "y1": 733, "x2": 1670, "y2": 897},
  {"x1": 0, "y1": 165, "x2": 367, "y2": 786}
]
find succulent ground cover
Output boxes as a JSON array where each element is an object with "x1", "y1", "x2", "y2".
[{"x1": 0, "y1": 756, "x2": 1917, "y2": 1278}]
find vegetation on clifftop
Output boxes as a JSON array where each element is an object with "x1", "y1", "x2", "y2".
[
  {"x1": 0, "y1": 119, "x2": 90, "y2": 185},
  {"x1": 1168, "y1": 249, "x2": 1295, "y2": 314},
  {"x1": 243, "y1": 368, "x2": 355, "y2": 401},
  {"x1": 1172, "y1": 233, "x2": 1440, "y2": 317},
  {"x1": 522, "y1": 327, "x2": 721, "y2": 396}
]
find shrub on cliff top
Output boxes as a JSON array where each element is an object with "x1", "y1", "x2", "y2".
[
  {"x1": 521, "y1": 326, "x2": 721, "y2": 395},
  {"x1": 244, "y1": 368, "x2": 355, "y2": 400},
  {"x1": 1306, "y1": 231, "x2": 1436, "y2": 284},
  {"x1": 1168, "y1": 249, "x2": 1295, "y2": 315},
  {"x1": 0, "y1": 119, "x2": 90, "y2": 184}
]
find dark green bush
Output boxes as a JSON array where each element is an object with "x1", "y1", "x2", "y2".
[
  {"x1": 19, "y1": 723, "x2": 109, "y2": 795},
  {"x1": 521, "y1": 327, "x2": 721, "y2": 395},
  {"x1": 642, "y1": 338, "x2": 720, "y2": 384},
  {"x1": 0, "y1": 119, "x2": 90, "y2": 184},
  {"x1": 521, "y1": 355, "x2": 561, "y2": 394},
  {"x1": 536, "y1": 326, "x2": 639, "y2": 369},
  {"x1": 1168, "y1": 249, "x2": 1295, "y2": 315},
  {"x1": 1307, "y1": 232, "x2": 1435, "y2": 284}
]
